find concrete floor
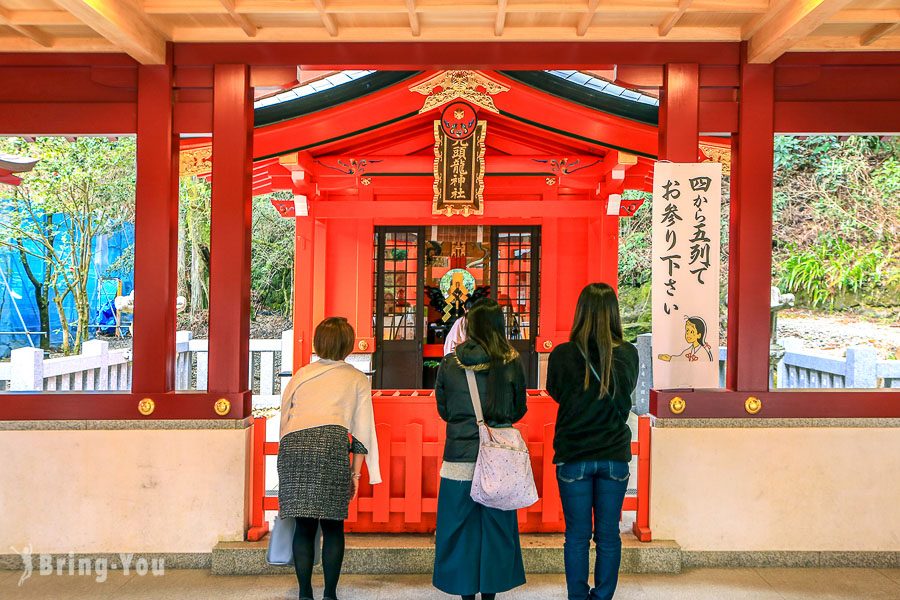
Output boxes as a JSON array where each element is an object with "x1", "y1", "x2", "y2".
[{"x1": 2, "y1": 569, "x2": 899, "y2": 599}]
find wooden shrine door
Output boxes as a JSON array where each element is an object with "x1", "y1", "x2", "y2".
[
  {"x1": 491, "y1": 227, "x2": 541, "y2": 387},
  {"x1": 374, "y1": 227, "x2": 425, "y2": 389}
]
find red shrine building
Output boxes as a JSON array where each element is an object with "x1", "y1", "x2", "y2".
[
  {"x1": 183, "y1": 68, "x2": 677, "y2": 390},
  {"x1": 1, "y1": 1, "x2": 898, "y2": 573}
]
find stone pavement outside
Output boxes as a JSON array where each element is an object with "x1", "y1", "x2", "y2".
[{"x1": 2, "y1": 569, "x2": 900, "y2": 599}]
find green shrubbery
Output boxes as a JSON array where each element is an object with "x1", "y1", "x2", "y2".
[
  {"x1": 618, "y1": 135, "x2": 899, "y2": 323},
  {"x1": 771, "y1": 136, "x2": 898, "y2": 312}
]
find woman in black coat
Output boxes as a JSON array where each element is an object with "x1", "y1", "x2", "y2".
[{"x1": 432, "y1": 299, "x2": 528, "y2": 600}]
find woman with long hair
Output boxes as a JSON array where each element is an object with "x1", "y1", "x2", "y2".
[
  {"x1": 278, "y1": 317, "x2": 381, "y2": 600},
  {"x1": 433, "y1": 299, "x2": 528, "y2": 600},
  {"x1": 547, "y1": 283, "x2": 640, "y2": 600}
]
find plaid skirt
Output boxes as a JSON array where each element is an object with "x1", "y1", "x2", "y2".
[{"x1": 277, "y1": 425, "x2": 366, "y2": 521}]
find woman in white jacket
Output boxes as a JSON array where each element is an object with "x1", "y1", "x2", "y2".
[{"x1": 278, "y1": 317, "x2": 380, "y2": 600}]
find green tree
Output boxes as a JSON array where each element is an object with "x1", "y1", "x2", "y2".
[
  {"x1": 0, "y1": 137, "x2": 136, "y2": 354},
  {"x1": 178, "y1": 176, "x2": 212, "y2": 319},
  {"x1": 251, "y1": 194, "x2": 294, "y2": 316}
]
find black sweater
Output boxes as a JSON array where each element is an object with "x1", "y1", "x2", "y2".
[
  {"x1": 436, "y1": 340, "x2": 528, "y2": 462},
  {"x1": 546, "y1": 341, "x2": 639, "y2": 464}
]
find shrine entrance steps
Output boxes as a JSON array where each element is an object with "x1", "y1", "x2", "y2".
[{"x1": 211, "y1": 534, "x2": 682, "y2": 575}]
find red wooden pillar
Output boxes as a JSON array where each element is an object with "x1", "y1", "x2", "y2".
[
  {"x1": 726, "y1": 49, "x2": 775, "y2": 391},
  {"x1": 658, "y1": 64, "x2": 699, "y2": 162},
  {"x1": 293, "y1": 215, "x2": 326, "y2": 370},
  {"x1": 208, "y1": 64, "x2": 253, "y2": 411},
  {"x1": 132, "y1": 62, "x2": 178, "y2": 394},
  {"x1": 597, "y1": 212, "x2": 619, "y2": 290}
]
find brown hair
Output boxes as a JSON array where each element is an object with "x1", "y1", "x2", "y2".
[
  {"x1": 570, "y1": 283, "x2": 624, "y2": 396},
  {"x1": 313, "y1": 317, "x2": 355, "y2": 361}
]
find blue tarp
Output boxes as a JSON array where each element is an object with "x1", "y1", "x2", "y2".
[{"x1": 0, "y1": 210, "x2": 134, "y2": 358}]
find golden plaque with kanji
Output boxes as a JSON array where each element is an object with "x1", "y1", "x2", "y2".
[{"x1": 432, "y1": 120, "x2": 486, "y2": 217}]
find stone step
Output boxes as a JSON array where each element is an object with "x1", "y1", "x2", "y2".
[{"x1": 212, "y1": 534, "x2": 682, "y2": 576}]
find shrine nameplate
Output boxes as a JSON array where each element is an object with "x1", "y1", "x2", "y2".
[{"x1": 432, "y1": 120, "x2": 486, "y2": 217}]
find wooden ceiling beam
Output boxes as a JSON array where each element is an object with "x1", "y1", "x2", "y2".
[
  {"x1": 747, "y1": 0, "x2": 855, "y2": 64},
  {"x1": 311, "y1": 0, "x2": 338, "y2": 37},
  {"x1": 169, "y1": 24, "x2": 742, "y2": 42},
  {"x1": 52, "y1": 0, "x2": 167, "y2": 64},
  {"x1": 861, "y1": 23, "x2": 900, "y2": 47},
  {"x1": 741, "y1": 0, "x2": 791, "y2": 39},
  {"x1": 576, "y1": 0, "x2": 600, "y2": 37},
  {"x1": 828, "y1": 9, "x2": 900, "y2": 24},
  {"x1": 659, "y1": 0, "x2": 693, "y2": 37},
  {"x1": 0, "y1": 6, "x2": 53, "y2": 47},
  {"x1": 406, "y1": 0, "x2": 421, "y2": 37},
  {"x1": 139, "y1": 0, "x2": 768, "y2": 14},
  {"x1": 0, "y1": 35, "x2": 117, "y2": 52},
  {"x1": 790, "y1": 34, "x2": 900, "y2": 51},
  {"x1": 4, "y1": 10, "x2": 81, "y2": 26},
  {"x1": 495, "y1": 0, "x2": 507, "y2": 37},
  {"x1": 219, "y1": 0, "x2": 257, "y2": 37}
]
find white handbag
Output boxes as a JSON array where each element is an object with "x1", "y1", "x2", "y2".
[
  {"x1": 266, "y1": 516, "x2": 322, "y2": 566},
  {"x1": 465, "y1": 369, "x2": 538, "y2": 511}
]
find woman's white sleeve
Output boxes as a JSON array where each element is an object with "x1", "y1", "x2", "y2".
[
  {"x1": 279, "y1": 377, "x2": 297, "y2": 439},
  {"x1": 351, "y1": 376, "x2": 382, "y2": 484}
]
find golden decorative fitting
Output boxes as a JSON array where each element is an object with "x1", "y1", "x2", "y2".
[
  {"x1": 137, "y1": 398, "x2": 155, "y2": 416},
  {"x1": 179, "y1": 147, "x2": 212, "y2": 179},
  {"x1": 745, "y1": 396, "x2": 762, "y2": 415},
  {"x1": 699, "y1": 143, "x2": 731, "y2": 176},
  {"x1": 360, "y1": 177, "x2": 372, "y2": 186},
  {"x1": 545, "y1": 177, "x2": 556, "y2": 186},
  {"x1": 542, "y1": 340, "x2": 553, "y2": 350},
  {"x1": 357, "y1": 339, "x2": 370, "y2": 352},
  {"x1": 669, "y1": 396, "x2": 686, "y2": 415},
  {"x1": 410, "y1": 70, "x2": 509, "y2": 114},
  {"x1": 214, "y1": 398, "x2": 231, "y2": 416}
]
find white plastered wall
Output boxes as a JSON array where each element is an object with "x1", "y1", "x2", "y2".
[
  {"x1": 0, "y1": 427, "x2": 252, "y2": 554},
  {"x1": 651, "y1": 426, "x2": 900, "y2": 551}
]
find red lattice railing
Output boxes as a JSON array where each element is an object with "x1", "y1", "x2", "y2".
[{"x1": 248, "y1": 390, "x2": 651, "y2": 542}]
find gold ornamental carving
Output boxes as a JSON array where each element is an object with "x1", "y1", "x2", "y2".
[
  {"x1": 411, "y1": 70, "x2": 509, "y2": 114},
  {"x1": 357, "y1": 339, "x2": 370, "y2": 352},
  {"x1": 745, "y1": 396, "x2": 762, "y2": 415},
  {"x1": 214, "y1": 398, "x2": 231, "y2": 416},
  {"x1": 699, "y1": 143, "x2": 731, "y2": 176},
  {"x1": 138, "y1": 398, "x2": 155, "y2": 416},
  {"x1": 542, "y1": 340, "x2": 554, "y2": 350},
  {"x1": 669, "y1": 396, "x2": 686, "y2": 415},
  {"x1": 179, "y1": 147, "x2": 212, "y2": 178}
]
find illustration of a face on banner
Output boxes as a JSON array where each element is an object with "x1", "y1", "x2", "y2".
[{"x1": 651, "y1": 162, "x2": 722, "y2": 389}]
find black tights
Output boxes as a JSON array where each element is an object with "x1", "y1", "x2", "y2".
[
  {"x1": 292, "y1": 517, "x2": 345, "y2": 600},
  {"x1": 462, "y1": 595, "x2": 496, "y2": 600}
]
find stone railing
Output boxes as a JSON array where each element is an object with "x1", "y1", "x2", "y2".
[
  {"x1": 3, "y1": 340, "x2": 133, "y2": 392},
  {"x1": 173, "y1": 330, "x2": 293, "y2": 403},
  {"x1": 0, "y1": 330, "x2": 295, "y2": 398}
]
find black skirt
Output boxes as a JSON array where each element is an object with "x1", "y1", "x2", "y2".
[{"x1": 277, "y1": 425, "x2": 367, "y2": 521}]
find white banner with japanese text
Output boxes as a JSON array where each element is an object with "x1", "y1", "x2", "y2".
[{"x1": 651, "y1": 162, "x2": 722, "y2": 389}]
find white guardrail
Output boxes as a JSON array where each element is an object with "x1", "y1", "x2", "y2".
[
  {"x1": 631, "y1": 333, "x2": 897, "y2": 413},
  {"x1": 1, "y1": 330, "x2": 896, "y2": 403},
  {"x1": 0, "y1": 330, "x2": 293, "y2": 397}
]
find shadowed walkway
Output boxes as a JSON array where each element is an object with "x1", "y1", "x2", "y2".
[{"x1": 2, "y1": 569, "x2": 899, "y2": 599}]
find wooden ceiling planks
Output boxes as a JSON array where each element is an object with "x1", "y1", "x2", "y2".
[{"x1": 0, "y1": 0, "x2": 895, "y2": 63}]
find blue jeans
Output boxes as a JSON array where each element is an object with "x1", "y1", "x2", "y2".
[{"x1": 556, "y1": 460, "x2": 630, "y2": 600}]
